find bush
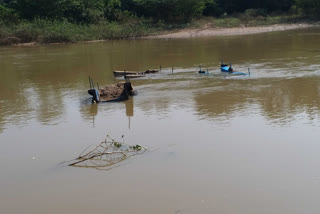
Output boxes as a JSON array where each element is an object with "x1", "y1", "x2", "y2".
[{"x1": 13, "y1": 22, "x2": 41, "y2": 43}]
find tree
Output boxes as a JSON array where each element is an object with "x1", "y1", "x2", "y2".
[
  {"x1": 1, "y1": 0, "x2": 105, "y2": 23},
  {"x1": 104, "y1": 0, "x2": 121, "y2": 21},
  {"x1": 57, "y1": 0, "x2": 105, "y2": 23},
  {"x1": 176, "y1": 0, "x2": 207, "y2": 22},
  {"x1": 295, "y1": 0, "x2": 320, "y2": 17},
  {"x1": 203, "y1": 0, "x2": 222, "y2": 16},
  {"x1": 132, "y1": 0, "x2": 207, "y2": 22},
  {"x1": 0, "y1": 2, "x2": 19, "y2": 23},
  {"x1": 10, "y1": 0, "x2": 61, "y2": 20}
]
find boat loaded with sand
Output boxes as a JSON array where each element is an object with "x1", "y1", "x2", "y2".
[{"x1": 88, "y1": 76, "x2": 137, "y2": 103}]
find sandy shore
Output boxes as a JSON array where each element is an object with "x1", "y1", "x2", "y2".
[{"x1": 148, "y1": 23, "x2": 319, "y2": 39}]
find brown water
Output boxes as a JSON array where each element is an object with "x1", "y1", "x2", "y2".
[{"x1": 1, "y1": 28, "x2": 320, "y2": 214}]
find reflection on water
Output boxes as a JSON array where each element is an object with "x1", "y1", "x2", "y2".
[
  {"x1": 80, "y1": 101, "x2": 98, "y2": 126},
  {"x1": 80, "y1": 97, "x2": 134, "y2": 128},
  {"x1": 258, "y1": 78, "x2": 320, "y2": 124},
  {"x1": 195, "y1": 77, "x2": 320, "y2": 125},
  {"x1": 126, "y1": 98, "x2": 134, "y2": 129},
  {"x1": 126, "y1": 98, "x2": 134, "y2": 117}
]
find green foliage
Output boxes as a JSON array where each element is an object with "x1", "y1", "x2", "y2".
[
  {"x1": 112, "y1": 141, "x2": 123, "y2": 148},
  {"x1": 1, "y1": 0, "x2": 105, "y2": 23},
  {"x1": 203, "y1": 0, "x2": 222, "y2": 16},
  {"x1": 176, "y1": 0, "x2": 207, "y2": 22},
  {"x1": 12, "y1": 0, "x2": 61, "y2": 19},
  {"x1": 104, "y1": 0, "x2": 122, "y2": 21},
  {"x1": 214, "y1": 0, "x2": 294, "y2": 14},
  {"x1": 214, "y1": 17, "x2": 241, "y2": 27},
  {"x1": 0, "y1": 16, "x2": 155, "y2": 45},
  {"x1": 132, "y1": 0, "x2": 208, "y2": 22},
  {"x1": 1, "y1": 0, "x2": 318, "y2": 25},
  {"x1": 240, "y1": 9, "x2": 267, "y2": 27},
  {"x1": 0, "y1": 4, "x2": 19, "y2": 24},
  {"x1": 130, "y1": 145, "x2": 142, "y2": 151},
  {"x1": 13, "y1": 21, "x2": 41, "y2": 42},
  {"x1": 58, "y1": 0, "x2": 105, "y2": 23},
  {"x1": 0, "y1": 0, "x2": 319, "y2": 46},
  {"x1": 294, "y1": 0, "x2": 320, "y2": 17}
]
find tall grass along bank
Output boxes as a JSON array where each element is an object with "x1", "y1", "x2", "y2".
[{"x1": 0, "y1": 19, "x2": 154, "y2": 46}]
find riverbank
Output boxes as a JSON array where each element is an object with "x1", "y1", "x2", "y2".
[
  {"x1": 0, "y1": 19, "x2": 153, "y2": 46},
  {"x1": 148, "y1": 23, "x2": 318, "y2": 39},
  {"x1": 1, "y1": 17, "x2": 319, "y2": 47}
]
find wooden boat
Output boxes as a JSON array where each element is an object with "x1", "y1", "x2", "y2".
[
  {"x1": 124, "y1": 74, "x2": 146, "y2": 79},
  {"x1": 144, "y1": 69, "x2": 159, "y2": 74},
  {"x1": 114, "y1": 69, "x2": 159, "y2": 77},
  {"x1": 113, "y1": 71, "x2": 144, "y2": 76}
]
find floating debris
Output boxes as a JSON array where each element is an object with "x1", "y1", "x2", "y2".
[{"x1": 69, "y1": 135, "x2": 146, "y2": 168}]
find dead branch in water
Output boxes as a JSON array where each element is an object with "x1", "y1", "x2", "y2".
[{"x1": 69, "y1": 135, "x2": 146, "y2": 168}]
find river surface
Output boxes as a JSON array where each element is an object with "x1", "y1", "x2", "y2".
[{"x1": 1, "y1": 28, "x2": 320, "y2": 214}]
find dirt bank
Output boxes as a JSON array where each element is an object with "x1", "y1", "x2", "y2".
[{"x1": 148, "y1": 23, "x2": 319, "y2": 39}]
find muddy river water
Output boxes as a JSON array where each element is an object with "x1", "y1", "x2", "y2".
[{"x1": 1, "y1": 28, "x2": 320, "y2": 214}]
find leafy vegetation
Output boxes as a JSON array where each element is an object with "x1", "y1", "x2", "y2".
[
  {"x1": 295, "y1": 0, "x2": 320, "y2": 18},
  {"x1": 0, "y1": 0, "x2": 318, "y2": 45}
]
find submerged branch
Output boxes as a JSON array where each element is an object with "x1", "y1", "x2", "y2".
[{"x1": 69, "y1": 135, "x2": 146, "y2": 169}]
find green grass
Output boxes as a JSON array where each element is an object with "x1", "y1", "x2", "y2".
[
  {"x1": 0, "y1": 18, "x2": 156, "y2": 45},
  {"x1": 214, "y1": 17, "x2": 242, "y2": 27}
]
